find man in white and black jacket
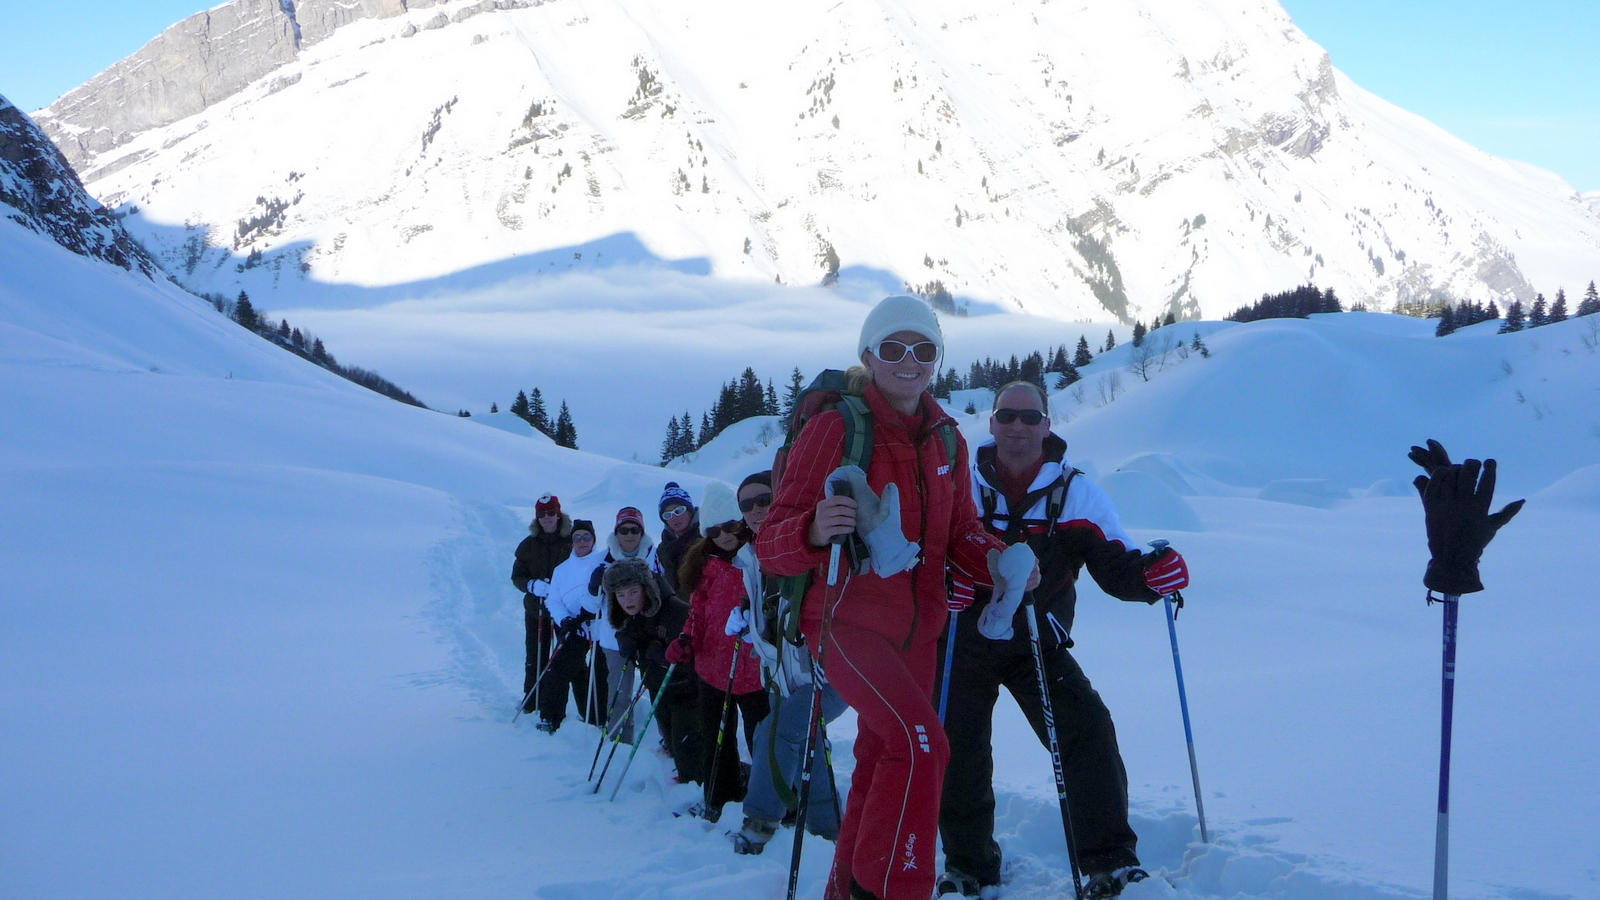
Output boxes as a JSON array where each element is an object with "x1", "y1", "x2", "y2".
[{"x1": 936, "y1": 381, "x2": 1191, "y2": 900}]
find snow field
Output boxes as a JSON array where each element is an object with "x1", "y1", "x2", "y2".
[{"x1": 3, "y1": 212, "x2": 1599, "y2": 899}]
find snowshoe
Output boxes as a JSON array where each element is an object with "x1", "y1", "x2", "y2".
[
  {"x1": 935, "y1": 868, "x2": 983, "y2": 898},
  {"x1": 534, "y1": 719, "x2": 560, "y2": 734},
  {"x1": 731, "y1": 817, "x2": 778, "y2": 855},
  {"x1": 1083, "y1": 867, "x2": 1148, "y2": 900},
  {"x1": 687, "y1": 801, "x2": 723, "y2": 823}
]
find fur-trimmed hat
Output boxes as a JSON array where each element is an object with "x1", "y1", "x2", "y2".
[
  {"x1": 858, "y1": 294, "x2": 943, "y2": 361},
  {"x1": 659, "y1": 482, "x2": 694, "y2": 515},
  {"x1": 698, "y1": 481, "x2": 741, "y2": 531},
  {"x1": 603, "y1": 558, "x2": 661, "y2": 628}
]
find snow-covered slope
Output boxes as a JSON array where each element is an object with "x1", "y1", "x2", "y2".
[{"x1": 38, "y1": 0, "x2": 1600, "y2": 323}]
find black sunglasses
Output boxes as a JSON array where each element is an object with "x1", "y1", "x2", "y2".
[
  {"x1": 873, "y1": 339, "x2": 939, "y2": 364},
  {"x1": 616, "y1": 526, "x2": 643, "y2": 536},
  {"x1": 705, "y1": 522, "x2": 743, "y2": 541},
  {"x1": 993, "y1": 408, "x2": 1046, "y2": 426},
  {"x1": 738, "y1": 492, "x2": 773, "y2": 513}
]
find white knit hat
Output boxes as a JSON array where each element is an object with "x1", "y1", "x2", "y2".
[
  {"x1": 857, "y1": 295, "x2": 944, "y2": 361},
  {"x1": 698, "y1": 480, "x2": 741, "y2": 530}
]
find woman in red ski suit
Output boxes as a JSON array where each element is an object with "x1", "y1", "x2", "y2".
[
  {"x1": 670, "y1": 484, "x2": 769, "y2": 818},
  {"x1": 756, "y1": 295, "x2": 1012, "y2": 900}
]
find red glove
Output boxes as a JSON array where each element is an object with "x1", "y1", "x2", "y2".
[
  {"x1": 1144, "y1": 549, "x2": 1189, "y2": 594},
  {"x1": 947, "y1": 577, "x2": 975, "y2": 612},
  {"x1": 664, "y1": 634, "x2": 694, "y2": 666}
]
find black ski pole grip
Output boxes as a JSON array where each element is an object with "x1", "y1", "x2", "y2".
[{"x1": 826, "y1": 475, "x2": 854, "y2": 585}]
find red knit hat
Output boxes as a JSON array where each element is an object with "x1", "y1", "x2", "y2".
[
  {"x1": 615, "y1": 507, "x2": 646, "y2": 531},
  {"x1": 536, "y1": 494, "x2": 561, "y2": 517}
]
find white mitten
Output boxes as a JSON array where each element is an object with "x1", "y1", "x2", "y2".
[
  {"x1": 829, "y1": 465, "x2": 921, "y2": 577},
  {"x1": 725, "y1": 607, "x2": 749, "y2": 637},
  {"x1": 530, "y1": 579, "x2": 551, "y2": 598},
  {"x1": 977, "y1": 543, "x2": 1037, "y2": 640}
]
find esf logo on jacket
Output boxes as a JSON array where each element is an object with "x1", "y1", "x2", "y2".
[
  {"x1": 915, "y1": 723, "x2": 932, "y2": 753},
  {"x1": 937, "y1": 464, "x2": 951, "y2": 476}
]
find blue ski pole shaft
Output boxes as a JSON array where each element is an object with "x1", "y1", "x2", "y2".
[
  {"x1": 938, "y1": 609, "x2": 958, "y2": 723},
  {"x1": 1434, "y1": 594, "x2": 1460, "y2": 900},
  {"x1": 1163, "y1": 590, "x2": 1208, "y2": 844},
  {"x1": 607, "y1": 663, "x2": 678, "y2": 802}
]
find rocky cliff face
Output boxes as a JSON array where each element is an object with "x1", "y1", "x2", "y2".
[{"x1": 0, "y1": 95, "x2": 158, "y2": 276}]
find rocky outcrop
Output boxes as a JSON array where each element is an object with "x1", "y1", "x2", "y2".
[
  {"x1": 33, "y1": 0, "x2": 412, "y2": 174},
  {"x1": 0, "y1": 94, "x2": 160, "y2": 276}
]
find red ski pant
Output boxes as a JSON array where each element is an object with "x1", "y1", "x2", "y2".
[{"x1": 813, "y1": 620, "x2": 948, "y2": 900}]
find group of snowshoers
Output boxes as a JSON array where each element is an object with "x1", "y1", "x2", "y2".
[{"x1": 510, "y1": 295, "x2": 1193, "y2": 900}]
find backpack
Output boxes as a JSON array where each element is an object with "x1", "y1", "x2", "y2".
[
  {"x1": 769, "y1": 370, "x2": 960, "y2": 644},
  {"x1": 976, "y1": 467, "x2": 1080, "y2": 544}
]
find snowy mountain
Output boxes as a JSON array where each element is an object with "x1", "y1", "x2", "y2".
[{"x1": 34, "y1": 0, "x2": 1600, "y2": 324}]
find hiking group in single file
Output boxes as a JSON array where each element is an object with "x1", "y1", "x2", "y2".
[{"x1": 509, "y1": 295, "x2": 1520, "y2": 900}]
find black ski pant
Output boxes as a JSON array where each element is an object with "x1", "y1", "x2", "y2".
[
  {"x1": 937, "y1": 610, "x2": 1139, "y2": 883},
  {"x1": 522, "y1": 597, "x2": 555, "y2": 702},
  {"x1": 643, "y1": 662, "x2": 705, "y2": 784},
  {"x1": 537, "y1": 636, "x2": 606, "y2": 728},
  {"x1": 696, "y1": 680, "x2": 771, "y2": 807}
]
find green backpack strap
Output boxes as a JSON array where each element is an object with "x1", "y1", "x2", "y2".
[{"x1": 936, "y1": 422, "x2": 960, "y2": 472}]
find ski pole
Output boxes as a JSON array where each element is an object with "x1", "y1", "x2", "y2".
[
  {"x1": 1022, "y1": 591, "x2": 1085, "y2": 900},
  {"x1": 1150, "y1": 539, "x2": 1208, "y2": 844},
  {"x1": 514, "y1": 626, "x2": 581, "y2": 722},
  {"x1": 608, "y1": 663, "x2": 679, "y2": 802},
  {"x1": 825, "y1": 475, "x2": 854, "y2": 586},
  {"x1": 593, "y1": 675, "x2": 652, "y2": 793},
  {"x1": 938, "y1": 609, "x2": 959, "y2": 722},
  {"x1": 1433, "y1": 593, "x2": 1461, "y2": 900},
  {"x1": 704, "y1": 640, "x2": 747, "y2": 813},
  {"x1": 787, "y1": 669, "x2": 826, "y2": 900},
  {"x1": 589, "y1": 659, "x2": 636, "y2": 781}
]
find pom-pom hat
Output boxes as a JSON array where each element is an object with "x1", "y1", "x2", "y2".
[{"x1": 535, "y1": 494, "x2": 561, "y2": 517}]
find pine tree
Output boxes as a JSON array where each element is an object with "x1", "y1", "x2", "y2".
[
  {"x1": 1131, "y1": 321, "x2": 1147, "y2": 347},
  {"x1": 698, "y1": 412, "x2": 714, "y2": 447},
  {"x1": 489, "y1": 402, "x2": 498, "y2": 414},
  {"x1": 291, "y1": 327, "x2": 305, "y2": 349},
  {"x1": 1548, "y1": 288, "x2": 1568, "y2": 323},
  {"x1": 311, "y1": 337, "x2": 327, "y2": 360},
  {"x1": 1435, "y1": 305, "x2": 1457, "y2": 337},
  {"x1": 1192, "y1": 332, "x2": 1210, "y2": 358},
  {"x1": 1049, "y1": 345, "x2": 1069, "y2": 375},
  {"x1": 553, "y1": 401, "x2": 577, "y2": 449},
  {"x1": 1163, "y1": 310, "x2": 1176, "y2": 326},
  {"x1": 1020, "y1": 351, "x2": 1045, "y2": 389},
  {"x1": 277, "y1": 319, "x2": 291, "y2": 339},
  {"x1": 782, "y1": 368, "x2": 806, "y2": 419},
  {"x1": 234, "y1": 291, "x2": 259, "y2": 331},
  {"x1": 1578, "y1": 281, "x2": 1600, "y2": 317},
  {"x1": 765, "y1": 380, "x2": 779, "y2": 416},
  {"x1": 1056, "y1": 362, "x2": 1081, "y2": 387},
  {"x1": 1529, "y1": 294, "x2": 1548, "y2": 328},
  {"x1": 1103, "y1": 329, "x2": 1116, "y2": 352},
  {"x1": 678, "y1": 412, "x2": 696, "y2": 455},
  {"x1": 1484, "y1": 301, "x2": 1500, "y2": 321},
  {"x1": 661, "y1": 417, "x2": 682, "y2": 465},
  {"x1": 510, "y1": 390, "x2": 530, "y2": 423},
  {"x1": 1073, "y1": 335, "x2": 1093, "y2": 368},
  {"x1": 529, "y1": 388, "x2": 551, "y2": 434},
  {"x1": 1499, "y1": 300, "x2": 1526, "y2": 333}
]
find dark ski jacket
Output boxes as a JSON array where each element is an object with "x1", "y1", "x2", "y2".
[
  {"x1": 511, "y1": 514, "x2": 572, "y2": 594},
  {"x1": 965, "y1": 433, "x2": 1157, "y2": 647},
  {"x1": 656, "y1": 512, "x2": 701, "y2": 598},
  {"x1": 615, "y1": 590, "x2": 693, "y2": 678}
]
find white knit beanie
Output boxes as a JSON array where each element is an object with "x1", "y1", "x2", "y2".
[
  {"x1": 857, "y1": 295, "x2": 944, "y2": 361},
  {"x1": 698, "y1": 481, "x2": 741, "y2": 530}
]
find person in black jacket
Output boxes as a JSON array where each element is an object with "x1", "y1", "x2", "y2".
[
  {"x1": 655, "y1": 481, "x2": 701, "y2": 598},
  {"x1": 510, "y1": 494, "x2": 572, "y2": 714},
  {"x1": 936, "y1": 382, "x2": 1191, "y2": 900},
  {"x1": 604, "y1": 558, "x2": 704, "y2": 783}
]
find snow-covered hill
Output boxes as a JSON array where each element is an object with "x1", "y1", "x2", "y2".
[{"x1": 36, "y1": 0, "x2": 1600, "y2": 323}]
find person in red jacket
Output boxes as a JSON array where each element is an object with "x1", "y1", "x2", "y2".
[
  {"x1": 756, "y1": 295, "x2": 1030, "y2": 900},
  {"x1": 667, "y1": 481, "x2": 769, "y2": 822}
]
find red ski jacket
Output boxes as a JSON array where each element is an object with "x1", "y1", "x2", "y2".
[
  {"x1": 683, "y1": 555, "x2": 765, "y2": 694},
  {"x1": 757, "y1": 383, "x2": 1001, "y2": 648}
]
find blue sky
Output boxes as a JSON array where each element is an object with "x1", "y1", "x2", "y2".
[{"x1": 0, "y1": 1, "x2": 1595, "y2": 191}]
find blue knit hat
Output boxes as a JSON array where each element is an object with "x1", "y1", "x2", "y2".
[{"x1": 659, "y1": 481, "x2": 694, "y2": 515}]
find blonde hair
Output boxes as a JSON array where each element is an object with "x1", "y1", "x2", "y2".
[{"x1": 846, "y1": 361, "x2": 873, "y2": 394}]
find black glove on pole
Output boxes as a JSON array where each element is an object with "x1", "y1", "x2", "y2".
[{"x1": 1408, "y1": 440, "x2": 1523, "y2": 900}]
